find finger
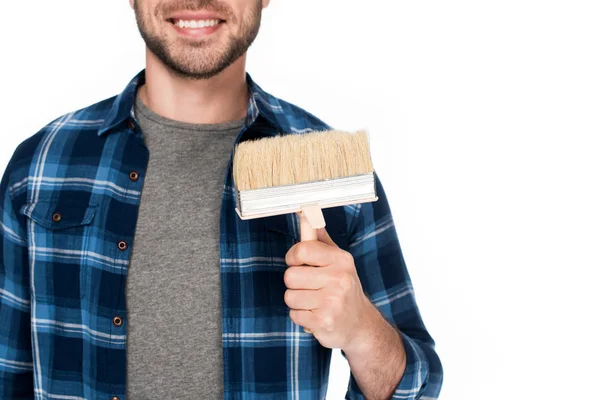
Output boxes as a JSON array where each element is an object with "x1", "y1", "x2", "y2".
[
  {"x1": 284, "y1": 289, "x2": 322, "y2": 310},
  {"x1": 289, "y1": 309, "x2": 318, "y2": 332},
  {"x1": 317, "y1": 227, "x2": 338, "y2": 248},
  {"x1": 284, "y1": 266, "x2": 329, "y2": 289},
  {"x1": 285, "y1": 241, "x2": 340, "y2": 267}
]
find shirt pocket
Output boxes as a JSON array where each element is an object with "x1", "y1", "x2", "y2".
[{"x1": 19, "y1": 200, "x2": 98, "y2": 302}]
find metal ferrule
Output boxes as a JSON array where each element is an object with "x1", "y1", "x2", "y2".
[{"x1": 235, "y1": 173, "x2": 378, "y2": 220}]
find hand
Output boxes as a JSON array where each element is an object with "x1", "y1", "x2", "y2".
[{"x1": 283, "y1": 228, "x2": 377, "y2": 351}]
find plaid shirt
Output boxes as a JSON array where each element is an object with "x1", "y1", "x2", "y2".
[{"x1": 0, "y1": 70, "x2": 442, "y2": 399}]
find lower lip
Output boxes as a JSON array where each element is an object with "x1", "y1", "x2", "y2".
[{"x1": 170, "y1": 21, "x2": 223, "y2": 38}]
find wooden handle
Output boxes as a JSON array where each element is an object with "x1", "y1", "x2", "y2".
[
  {"x1": 300, "y1": 212, "x2": 318, "y2": 241},
  {"x1": 299, "y1": 205, "x2": 325, "y2": 242}
]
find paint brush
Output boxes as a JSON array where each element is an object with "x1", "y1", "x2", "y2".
[{"x1": 232, "y1": 129, "x2": 378, "y2": 241}]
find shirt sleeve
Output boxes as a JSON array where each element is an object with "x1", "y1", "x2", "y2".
[
  {"x1": 0, "y1": 154, "x2": 34, "y2": 398},
  {"x1": 343, "y1": 173, "x2": 443, "y2": 400}
]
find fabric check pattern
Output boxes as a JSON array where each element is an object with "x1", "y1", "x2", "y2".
[{"x1": 0, "y1": 70, "x2": 442, "y2": 399}]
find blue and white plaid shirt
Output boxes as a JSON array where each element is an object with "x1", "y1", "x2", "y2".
[{"x1": 0, "y1": 70, "x2": 442, "y2": 399}]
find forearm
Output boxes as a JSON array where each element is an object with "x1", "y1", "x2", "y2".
[{"x1": 343, "y1": 302, "x2": 407, "y2": 400}]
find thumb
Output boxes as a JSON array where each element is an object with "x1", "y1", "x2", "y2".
[{"x1": 317, "y1": 227, "x2": 338, "y2": 247}]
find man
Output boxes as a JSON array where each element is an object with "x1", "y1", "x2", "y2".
[{"x1": 0, "y1": 0, "x2": 442, "y2": 399}]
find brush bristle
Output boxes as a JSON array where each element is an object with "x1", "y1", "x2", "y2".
[{"x1": 233, "y1": 129, "x2": 374, "y2": 191}]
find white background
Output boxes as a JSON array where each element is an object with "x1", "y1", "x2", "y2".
[{"x1": 1, "y1": 1, "x2": 600, "y2": 399}]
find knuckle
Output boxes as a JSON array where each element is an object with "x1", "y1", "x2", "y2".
[
  {"x1": 285, "y1": 247, "x2": 296, "y2": 266},
  {"x1": 283, "y1": 268, "x2": 295, "y2": 287},
  {"x1": 295, "y1": 243, "x2": 308, "y2": 261},
  {"x1": 338, "y1": 274, "x2": 354, "y2": 292},
  {"x1": 340, "y1": 250, "x2": 354, "y2": 265},
  {"x1": 296, "y1": 242, "x2": 310, "y2": 264},
  {"x1": 322, "y1": 315, "x2": 335, "y2": 332},
  {"x1": 284, "y1": 289, "x2": 293, "y2": 306}
]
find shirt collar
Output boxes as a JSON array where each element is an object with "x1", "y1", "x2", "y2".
[{"x1": 98, "y1": 69, "x2": 283, "y2": 137}]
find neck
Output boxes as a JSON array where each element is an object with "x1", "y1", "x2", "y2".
[{"x1": 139, "y1": 49, "x2": 249, "y2": 124}]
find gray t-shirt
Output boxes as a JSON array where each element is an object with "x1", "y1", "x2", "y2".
[{"x1": 125, "y1": 91, "x2": 244, "y2": 399}]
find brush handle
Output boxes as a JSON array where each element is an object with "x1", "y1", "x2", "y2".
[
  {"x1": 300, "y1": 213, "x2": 318, "y2": 241},
  {"x1": 299, "y1": 205, "x2": 326, "y2": 242}
]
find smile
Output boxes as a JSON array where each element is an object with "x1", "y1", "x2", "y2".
[{"x1": 169, "y1": 18, "x2": 223, "y2": 29}]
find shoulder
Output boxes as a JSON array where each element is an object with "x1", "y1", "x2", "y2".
[
  {"x1": 273, "y1": 97, "x2": 332, "y2": 133},
  {"x1": 248, "y1": 77, "x2": 332, "y2": 133},
  {"x1": 4, "y1": 95, "x2": 118, "y2": 193}
]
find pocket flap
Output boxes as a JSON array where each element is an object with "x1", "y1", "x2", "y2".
[{"x1": 20, "y1": 200, "x2": 98, "y2": 230}]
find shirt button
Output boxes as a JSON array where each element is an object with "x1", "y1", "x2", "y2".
[
  {"x1": 117, "y1": 240, "x2": 128, "y2": 251},
  {"x1": 129, "y1": 171, "x2": 139, "y2": 181},
  {"x1": 127, "y1": 119, "x2": 135, "y2": 130},
  {"x1": 52, "y1": 212, "x2": 62, "y2": 222},
  {"x1": 113, "y1": 316, "x2": 123, "y2": 327}
]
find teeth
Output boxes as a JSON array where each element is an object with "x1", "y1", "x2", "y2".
[{"x1": 173, "y1": 19, "x2": 220, "y2": 29}]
